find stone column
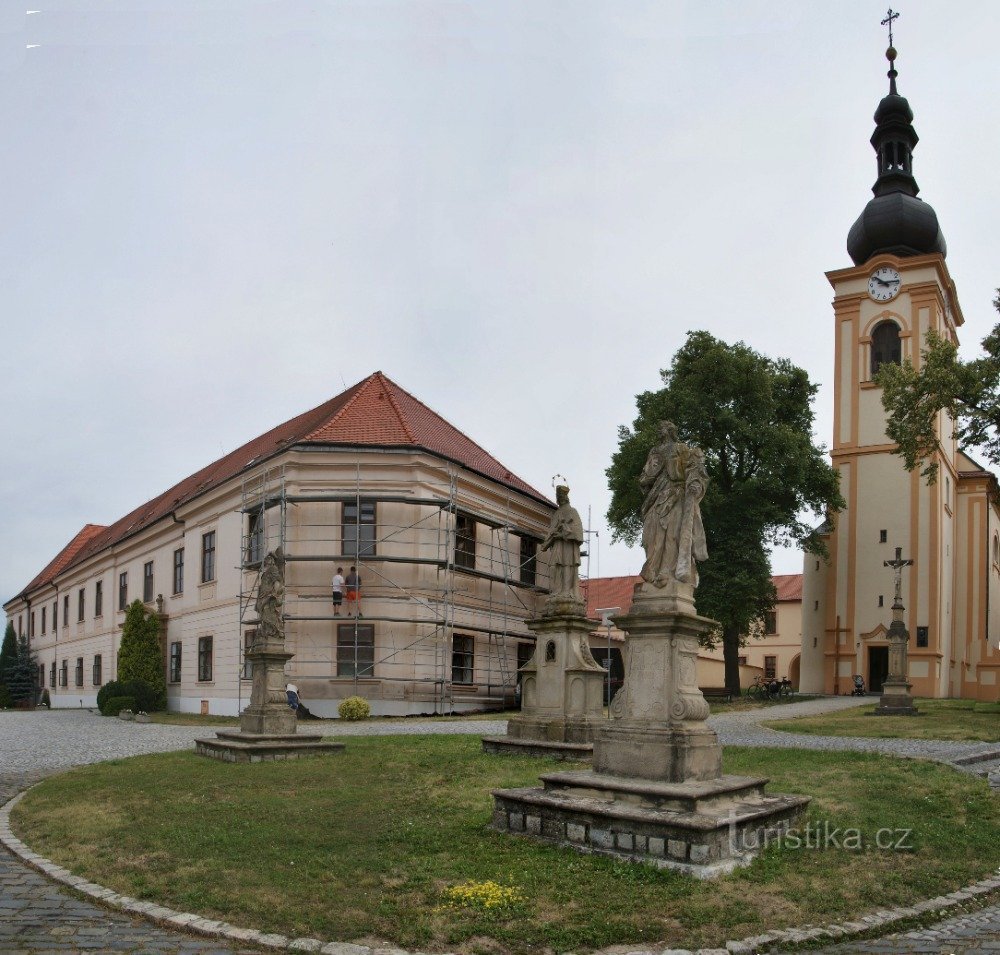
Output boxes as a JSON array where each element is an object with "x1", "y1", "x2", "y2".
[
  {"x1": 239, "y1": 641, "x2": 296, "y2": 735},
  {"x1": 592, "y1": 588, "x2": 722, "y2": 782}
]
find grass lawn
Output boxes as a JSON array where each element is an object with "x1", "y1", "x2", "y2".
[
  {"x1": 11, "y1": 737, "x2": 998, "y2": 954},
  {"x1": 763, "y1": 698, "x2": 1000, "y2": 742}
]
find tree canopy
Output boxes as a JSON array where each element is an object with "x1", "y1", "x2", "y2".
[
  {"x1": 878, "y1": 290, "x2": 1000, "y2": 480},
  {"x1": 606, "y1": 331, "x2": 843, "y2": 692}
]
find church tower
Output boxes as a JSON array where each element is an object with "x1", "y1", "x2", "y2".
[{"x1": 799, "y1": 27, "x2": 1000, "y2": 701}]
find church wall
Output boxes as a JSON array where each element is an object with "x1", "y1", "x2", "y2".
[{"x1": 799, "y1": 550, "x2": 828, "y2": 694}]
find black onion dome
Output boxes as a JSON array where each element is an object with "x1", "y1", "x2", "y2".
[{"x1": 846, "y1": 46, "x2": 946, "y2": 266}]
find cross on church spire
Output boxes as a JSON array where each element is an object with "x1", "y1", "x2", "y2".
[
  {"x1": 881, "y1": 8, "x2": 899, "y2": 47},
  {"x1": 884, "y1": 546, "x2": 914, "y2": 609}
]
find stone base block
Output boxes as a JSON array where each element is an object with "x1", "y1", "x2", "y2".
[
  {"x1": 491, "y1": 770, "x2": 809, "y2": 878},
  {"x1": 593, "y1": 721, "x2": 722, "y2": 782},
  {"x1": 195, "y1": 731, "x2": 345, "y2": 763},
  {"x1": 239, "y1": 705, "x2": 297, "y2": 735},
  {"x1": 505, "y1": 714, "x2": 601, "y2": 745},
  {"x1": 874, "y1": 704, "x2": 921, "y2": 716},
  {"x1": 481, "y1": 736, "x2": 593, "y2": 761}
]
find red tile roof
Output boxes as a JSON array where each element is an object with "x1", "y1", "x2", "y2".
[
  {"x1": 773, "y1": 574, "x2": 803, "y2": 602},
  {"x1": 10, "y1": 372, "x2": 551, "y2": 603},
  {"x1": 17, "y1": 524, "x2": 108, "y2": 598},
  {"x1": 582, "y1": 573, "x2": 803, "y2": 619}
]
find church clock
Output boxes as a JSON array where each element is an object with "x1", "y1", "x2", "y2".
[{"x1": 868, "y1": 265, "x2": 901, "y2": 302}]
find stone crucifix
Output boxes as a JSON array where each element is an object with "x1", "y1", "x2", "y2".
[{"x1": 884, "y1": 546, "x2": 913, "y2": 610}]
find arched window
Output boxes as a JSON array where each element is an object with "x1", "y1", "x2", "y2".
[{"x1": 871, "y1": 321, "x2": 902, "y2": 376}]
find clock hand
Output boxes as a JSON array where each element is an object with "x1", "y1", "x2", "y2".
[{"x1": 873, "y1": 277, "x2": 890, "y2": 287}]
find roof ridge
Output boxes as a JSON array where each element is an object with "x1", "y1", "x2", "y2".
[
  {"x1": 303, "y1": 372, "x2": 381, "y2": 442},
  {"x1": 377, "y1": 373, "x2": 417, "y2": 444}
]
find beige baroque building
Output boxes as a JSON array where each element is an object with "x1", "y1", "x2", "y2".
[
  {"x1": 4, "y1": 373, "x2": 555, "y2": 717},
  {"x1": 799, "y1": 50, "x2": 1000, "y2": 702}
]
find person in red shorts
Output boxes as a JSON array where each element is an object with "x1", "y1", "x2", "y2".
[{"x1": 345, "y1": 566, "x2": 361, "y2": 616}]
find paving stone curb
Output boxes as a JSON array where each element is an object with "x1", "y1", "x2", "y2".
[{"x1": 3, "y1": 782, "x2": 999, "y2": 955}]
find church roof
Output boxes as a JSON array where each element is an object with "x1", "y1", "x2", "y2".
[{"x1": 9, "y1": 372, "x2": 549, "y2": 604}]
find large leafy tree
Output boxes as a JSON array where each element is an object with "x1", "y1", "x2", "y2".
[
  {"x1": 878, "y1": 290, "x2": 1000, "y2": 479},
  {"x1": 607, "y1": 331, "x2": 843, "y2": 694},
  {"x1": 117, "y1": 600, "x2": 167, "y2": 710}
]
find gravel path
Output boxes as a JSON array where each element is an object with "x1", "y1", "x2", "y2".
[{"x1": 1, "y1": 700, "x2": 997, "y2": 954}]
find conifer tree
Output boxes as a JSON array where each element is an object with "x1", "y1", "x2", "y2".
[
  {"x1": 6, "y1": 635, "x2": 37, "y2": 706},
  {"x1": 0, "y1": 621, "x2": 17, "y2": 692},
  {"x1": 117, "y1": 600, "x2": 167, "y2": 710}
]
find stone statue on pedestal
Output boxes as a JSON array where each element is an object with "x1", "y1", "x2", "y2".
[
  {"x1": 255, "y1": 548, "x2": 286, "y2": 643},
  {"x1": 639, "y1": 421, "x2": 709, "y2": 589},
  {"x1": 541, "y1": 485, "x2": 585, "y2": 613}
]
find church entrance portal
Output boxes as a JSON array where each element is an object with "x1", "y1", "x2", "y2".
[{"x1": 868, "y1": 646, "x2": 889, "y2": 693}]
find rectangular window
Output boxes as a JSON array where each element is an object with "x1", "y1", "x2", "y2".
[
  {"x1": 37, "y1": 663, "x2": 44, "y2": 687},
  {"x1": 342, "y1": 500, "x2": 376, "y2": 558},
  {"x1": 169, "y1": 641, "x2": 182, "y2": 683},
  {"x1": 336, "y1": 624, "x2": 374, "y2": 677},
  {"x1": 197, "y1": 636, "x2": 213, "y2": 682},
  {"x1": 118, "y1": 572, "x2": 128, "y2": 611},
  {"x1": 246, "y1": 511, "x2": 264, "y2": 565},
  {"x1": 41, "y1": 606, "x2": 46, "y2": 634},
  {"x1": 519, "y1": 536, "x2": 537, "y2": 586},
  {"x1": 95, "y1": 580, "x2": 103, "y2": 617},
  {"x1": 63, "y1": 595, "x2": 69, "y2": 627},
  {"x1": 455, "y1": 513, "x2": 476, "y2": 570},
  {"x1": 879, "y1": 529, "x2": 887, "y2": 543},
  {"x1": 173, "y1": 548, "x2": 184, "y2": 595},
  {"x1": 242, "y1": 629, "x2": 257, "y2": 680},
  {"x1": 764, "y1": 655, "x2": 777, "y2": 680},
  {"x1": 53, "y1": 600, "x2": 57, "y2": 631},
  {"x1": 878, "y1": 595, "x2": 884, "y2": 608},
  {"x1": 143, "y1": 561, "x2": 154, "y2": 602},
  {"x1": 29, "y1": 612, "x2": 34, "y2": 637},
  {"x1": 75, "y1": 657, "x2": 84, "y2": 687},
  {"x1": 77, "y1": 588, "x2": 85, "y2": 622},
  {"x1": 738, "y1": 655, "x2": 748, "y2": 666},
  {"x1": 49, "y1": 661, "x2": 56, "y2": 688},
  {"x1": 92, "y1": 655, "x2": 102, "y2": 686},
  {"x1": 201, "y1": 531, "x2": 216, "y2": 583},
  {"x1": 18, "y1": 614, "x2": 22, "y2": 636},
  {"x1": 764, "y1": 611, "x2": 777, "y2": 635},
  {"x1": 916, "y1": 626, "x2": 929, "y2": 648},
  {"x1": 452, "y1": 634, "x2": 475, "y2": 684},
  {"x1": 59, "y1": 660, "x2": 68, "y2": 687}
]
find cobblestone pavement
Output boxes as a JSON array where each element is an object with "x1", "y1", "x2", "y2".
[{"x1": 1, "y1": 703, "x2": 997, "y2": 954}]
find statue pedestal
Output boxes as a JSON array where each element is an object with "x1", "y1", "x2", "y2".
[
  {"x1": 483, "y1": 606, "x2": 606, "y2": 759},
  {"x1": 492, "y1": 584, "x2": 809, "y2": 876},
  {"x1": 196, "y1": 641, "x2": 344, "y2": 763},
  {"x1": 874, "y1": 619, "x2": 919, "y2": 716}
]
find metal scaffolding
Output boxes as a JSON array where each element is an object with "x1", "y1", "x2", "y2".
[{"x1": 236, "y1": 459, "x2": 548, "y2": 714}]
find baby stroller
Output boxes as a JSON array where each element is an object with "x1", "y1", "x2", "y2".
[{"x1": 851, "y1": 674, "x2": 867, "y2": 696}]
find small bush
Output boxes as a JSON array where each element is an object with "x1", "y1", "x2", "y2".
[
  {"x1": 101, "y1": 695, "x2": 136, "y2": 717},
  {"x1": 96, "y1": 681, "x2": 125, "y2": 712},
  {"x1": 338, "y1": 696, "x2": 371, "y2": 721}
]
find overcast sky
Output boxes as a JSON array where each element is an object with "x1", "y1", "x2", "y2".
[{"x1": 2, "y1": 1, "x2": 998, "y2": 606}]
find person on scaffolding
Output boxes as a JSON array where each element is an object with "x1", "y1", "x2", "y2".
[
  {"x1": 331, "y1": 566, "x2": 345, "y2": 616},
  {"x1": 346, "y1": 565, "x2": 362, "y2": 616}
]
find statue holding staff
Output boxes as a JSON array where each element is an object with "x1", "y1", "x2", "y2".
[
  {"x1": 255, "y1": 547, "x2": 286, "y2": 642},
  {"x1": 541, "y1": 485, "x2": 585, "y2": 608},
  {"x1": 638, "y1": 422, "x2": 709, "y2": 588}
]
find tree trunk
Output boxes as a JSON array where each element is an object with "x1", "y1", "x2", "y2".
[{"x1": 723, "y1": 623, "x2": 742, "y2": 696}]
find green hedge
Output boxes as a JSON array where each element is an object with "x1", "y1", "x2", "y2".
[{"x1": 100, "y1": 695, "x2": 136, "y2": 717}]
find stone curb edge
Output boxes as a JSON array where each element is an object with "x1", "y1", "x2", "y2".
[{"x1": 2, "y1": 785, "x2": 999, "y2": 955}]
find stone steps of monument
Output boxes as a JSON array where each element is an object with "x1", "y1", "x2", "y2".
[
  {"x1": 537, "y1": 770, "x2": 771, "y2": 814},
  {"x1": 948, "y1": 750, "x2": 1000, "y2": 790}
]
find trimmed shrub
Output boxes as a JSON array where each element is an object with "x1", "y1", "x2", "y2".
[
  {"x1": 338, "y1": 696, "x2": 371, "y2": 721},
  {"x1": 117, "y1": 601, "x2": 166, "y2": 711},
  {"x1": 101, "y1": 695, "x2": 136, "y2": 717},
  {"x1": 96, "y1": 681, "x2": 125, "y2": 713},
  {"x1": 122, "y1": 680, "x2": 159, "y2": 713}
]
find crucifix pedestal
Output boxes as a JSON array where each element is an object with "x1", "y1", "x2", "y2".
[{"x1": 874, "y1": 547, "x2": 919, "y2": 716}]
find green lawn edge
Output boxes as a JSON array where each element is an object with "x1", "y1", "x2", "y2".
[{"x1": 10, "y1": 736, "x2": 999, "y2": 955}]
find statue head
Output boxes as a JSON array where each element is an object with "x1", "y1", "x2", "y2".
[
  {"x1": 555, "y1": 485, "x2": 570, "y2": 506},
  {"x1": 658, "y1": 420, "x2": 679, "y2": 442}
]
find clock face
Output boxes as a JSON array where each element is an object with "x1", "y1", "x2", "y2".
[{"x1": 868, "y1": 266, "x2": 901, "y2": 302}]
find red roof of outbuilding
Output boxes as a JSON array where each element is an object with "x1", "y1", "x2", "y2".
[
  {"x1": 10, "y1": 372, "x2": 550, "y2": 603},
  {"x1": 582, "y1": 573, "x2": 803, "y2": 620},
  {"x1": 17, "y1": 524, "x2": 108, "y2": 598}
]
